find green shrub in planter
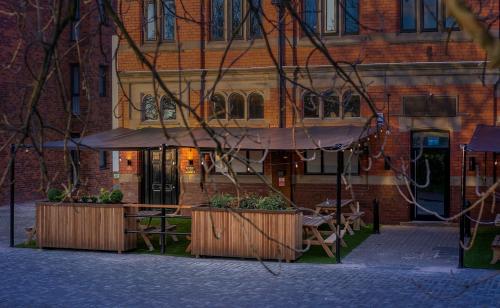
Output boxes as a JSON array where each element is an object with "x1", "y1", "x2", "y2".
[
  {"x1": 47, "y1": 188, "x2": 64, "y2": 202},
  {"x1": 81, "y1": 195, "x2": 98, "y2": 203},
  {"x1": 256, "y1": 194, "x2": 288, "y2": 211},
  {"x1": 210, "y1": 193, "x2": 235, "y2": 208},
  {"x1": 109, "y1": 189, "x2": 124, "y2": 204},
  {"x1": 99, "y1": 188, "x2": 112, "y2": 204},
  {"x1": 239, "y1": 194, "x2": 260, "y2": 209}
]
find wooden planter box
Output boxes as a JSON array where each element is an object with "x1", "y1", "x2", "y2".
[
  {"x1": 36, "y1": 202, "x2": 137, "y2": 253},
  {"x1": 191, "y1": 207, "x2": 303, "y2": 261}
]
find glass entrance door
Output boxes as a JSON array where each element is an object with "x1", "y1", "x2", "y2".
[{"x1": 411, "y1": 131, "x2": 450, "y2": 220}]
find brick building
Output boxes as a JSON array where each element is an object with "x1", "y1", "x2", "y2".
[
  {"x1": 0, "y1": 1, "x2": 114, "y2": 205},
  {"x1": 113, "y1": 0, "x2": 500, "y2": 223}
]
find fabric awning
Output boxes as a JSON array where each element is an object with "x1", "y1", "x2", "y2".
[
  {"x1": 467, "y1": 125, "x2": 500, "y2": 153},
  {"x1": 43, "y1": 125, "x2": 371, "y2": 150}
]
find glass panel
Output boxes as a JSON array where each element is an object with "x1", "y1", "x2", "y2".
[
  {"x1": 249, "y1": 0, "x2": 262, "y2": 38},
  {"x1": 323, "y1": 151, "x2": 337, "y2": 173},
  {"x1": 99, "y1": 66, "x2": 106, "y2": 97},
  {"x1": 161, "y1": 95, "x2": 176, "y2": 120},
  {"x1": 231, "y1": 151, "x2": 247, "y2": 173},
  {"x1": 211, "y1": 94, "x2": 226, "y2": 119},
  {"x1": 228, "y1": 93, "x2": 245, "y2": 119},
  {"x1": 422, "y1": 0, "x2": 438, "y2": 31},
  {"x1": 143, "y1": 95, "x2": 159, "y2": 120},
  {"x1": 163, "y1": 0, "x2": 175, "y2": 40},
  {"x1": 305, "y1": 150, "x2": 321, "y2": 173},
  {"x1": 248, "y1": 93, "x2": 264, "y2": 119},
  {"x1": 443, "y1": 4, "x2": 459, "y2": 30},
  {"x1": 211, "y1": 0, "x2": 225, "y2": 40},
  {"x1": 201, "y1": 152, "x2": 214, "y2": 171},
  {"x1": 325, "y1": 0, "x2": 337, "y2": 32},
  {"x1": 248, "y1": 150, "x2": 264, "y2": 173},
  {"x1": 344, "y1": 0, "x2": 359, "y2": 34},
  {"x1": 401, "y1": 0, "x2": 416, "y2": 32},
  {"x1": 412, "y1": 132, "x2": 449, "y2": 149},
  {"x1": 303, "y1": 0, "x2": 317, "y2": 32},
  {"x1": 303, "y1": 92, "x2": 320, "y2": 118},
  {"x1": 146, "y1": 2, "x2": 156, "y2": 40},
  {"x1": 215, "y1": 153, "x2": 228, "y2": 173},
  {"x1": 343, "y1": 94, "x2": 360, "y2": 117},
  {"x1": 344, "y1": 152, "x2": 359, "y2": 173},
  {"x1": 231, "y1": 0, "x2": 243, "y2": 38},
  {"x1": 323, "y1": 92, "x2": 339, "y2": 118}
]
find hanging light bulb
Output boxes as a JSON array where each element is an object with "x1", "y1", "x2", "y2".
[
  {"x1": 495, "y1": 160, "x2": 498, "y2": 166},
  {"x1": 295, "y1": 162, "x2": 298, "y2": 168}
]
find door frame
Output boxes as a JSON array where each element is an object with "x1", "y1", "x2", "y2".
[
  {"x1": 141, "y1": 148, "x2": 179, "y2": 205},
  {"x1": 410, "y1": 130, "x2": 450, "y2": 221}
]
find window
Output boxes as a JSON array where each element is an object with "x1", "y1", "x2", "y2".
[
  {"x1": 248, "y1": 0, "x2": 262, "y2": 39},
  {"x1": 305, "y1": 150, "x2": 359, "y2": 174},
  {"x1": 248, "y1": 93, "x2": 264, "y2": 119},
  {"x1": 324, "y1": 0, "x2": 337, "y2": 33},
  {"x1": 421, "y1": 0, "x2": 438, "y2": 31},
  {"x1": 228, "y1": 93, "x2": 245, "y2": 119},
  {"x1": 144, "y1": 1, "x2": 157, "y2": 41},
  {"x1": 210, "y1": 94, "x2": 226, "y2": 119},
  {"x1": 163, "y1": 0, "x2": 176, "y2": 41},
  {"x1": 303, "y1": 0, "x2": 318, "y2": 33},
  {"x1": 443, "y1": 3, "x2": 459, "y2": 30},
  {"x1": 70, "y1": 0, "x2": 80, "y2": 40},
  {"x1": 70, "y1": 133, "x2": 81, "y2": 185},
  {"x1": 98, "y1": 65, "x2": 107, "y2": 97},
  {"x1": 97, "y1": 0, "x2": 108, "y2": 25},
  {"x1": 211, "y1": 0, "x2": 225, "y2": 40},
  {"x1": 323, "y1": 91, "x2": 339, "y2": 118},
  {"x1": 344, "y1": 0, "x2": 359, "y2": 34},
  {"x1": 303, "y1": 91, "x2": 320, "y2": 118},
  {"x1": 229, "y1": 0, "x2": 243, "y2": 39},
  {"x1": 343, "y1": 93, "x2": 360, "y2": 117},
  {"x1": 202, "y1": 150, "x2": 264, "y2": 174},
  {"x1": 70, "y1": 64, "x2": 80, "y2": 115},
  {"x1": 99, "y1": 150, "x2": 108, "y2": 169},
  {"x1": 401, "y1": 0, "x2": 417, "y2": 32},
  {"x1": 142, "y1": 95, "x2": 159, "y2": 120},
  {"x1": 403, "y1": 95, "x2": 457, "y2": 117},
  {"x1": 161, "y1": 95, "x2": 177, "y2": 120}
]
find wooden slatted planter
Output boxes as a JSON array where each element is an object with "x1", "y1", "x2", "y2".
[
  {"x1": 191, "y1": 207, "x2": 303, "y2": 261},
  {"x1": 36, "y1": 202, "x2": 137, "y2": 253}
]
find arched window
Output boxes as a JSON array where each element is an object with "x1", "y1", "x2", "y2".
[
  {"x1": 210, "y1": 94, "x2": 226, "y2": 119},
  {"x1": 161, "y1": 95, "x2": 176, "y2": 120},
  {"x1": 303, "y1": 91, "x2": 320, "y2": 118},
  {"x1": 322, "y1": 91, "x2": 339, "y2": 118},
  {"x1": 248, "y1": 93, "x2": 264, "y2": 119},
  {"x1": 343, "y1": 92, "x2": 360, "y2": 117},
  {"x1": 142, "y1": 94, "x2": 159, "y2": 121},
  {"x1": 228, "y1": 93, "x2": 245, "y2": 119}
]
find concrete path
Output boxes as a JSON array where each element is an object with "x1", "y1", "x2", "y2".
[
  {"x1": 0, "y1": 203, "x2": 498, "y2": 307},
  {"x1": 344, "y1": 225, "x2": 459, "y2": 270}
]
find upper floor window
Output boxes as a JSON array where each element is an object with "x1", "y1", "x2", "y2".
[
  {"x1": 144, "y1": 1, "x2": 157, "y2": 40},
  {"x1": 211, "y1": 0, "x2": 225, "y2": 40},
  {"x1": 228, "y1": 93, "x2": 245, "y2": 119},
  {"x1": 401, "y1": 0, "x2": 459, "y2": 33},
  {"x1": 248, "y1": 0, "x2": 263, "y2": 39},
  {"x1": 344, "y1": 0, "x2": 359, "y2": 34},
  {"x1": 161, "y1": 95, "x2": 177, "y2": 120},
  {"x1": 324, "y1": 0, "x2": 337, "y2": 33},
  {"x1": 248, "y1": 92, "x2": 264, "y2": 119},
  {"x1": 163, "y1": 0, "x2": 176, "y2": 41},
  {"x1": 97, "y1": 0, "x2": 108, "y2": 26},
  {"x1": 303, "y1": 0, "x2": 318, "y2": 33},
  {"x1": 70, "y1": 64, "x2": 80, "y2": 115},
  {"x1": 71, "y1": 0, "x2": 81, "y2": 40},
  {"x1": 210, "y1": 94, "x2": 226, "y2": 119},
  {"x1": 99, "y1": 150, "x2": 108, "y2": 169},
  {"x1": 142, "y1": 94, "x2": 159, "y2": 120},
  {"x1": 302, "y1": 90, "x2": 359, "y2": 119},
  {"x1": 229, "y1": 0, "x2": 243, "y2": 39}
]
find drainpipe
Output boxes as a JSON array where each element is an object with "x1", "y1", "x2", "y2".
[
  {"x1": 9, "y1": 144, "x2": 16, "y2": 248},
  {"x1": 493, "y1": 76, "x2": 499, "y2": 183},
  {"x1": 274, "y1": 0, "x2": 286, "y2": 128}
]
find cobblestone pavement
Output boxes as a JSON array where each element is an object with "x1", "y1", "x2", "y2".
[{"x1": 0, "y1": 204, "x2": 499, "y2": 307}]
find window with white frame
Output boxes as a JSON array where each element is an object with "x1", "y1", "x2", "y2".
[
  {"x1": 305, "y1": 150, "x2": 359, "y2": 174},
  {"x1": 400, "y1": 0, "x2": 459, "y2": 33},
  {"x1": 302, "y1": 0, "x2": 360, "y2": 35},
  {"x1": 302, "y1": 90, "x2": 359, "y2": 119}
]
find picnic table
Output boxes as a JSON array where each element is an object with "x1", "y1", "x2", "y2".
[
  {"x1": 315, "y1": 199, "x2": 366, "y2": 234},
  {"x1": 302, "y1": 215, "x2": 346, "y2": 258},
  {"x1": 491, "y1": 214, "x2": 500, "y2": 264}
]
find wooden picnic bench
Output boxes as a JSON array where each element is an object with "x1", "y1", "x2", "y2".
[
  {"x1": 302, "y1": 215, "x2": 346, "y2": 258},
  {"x1": 495, "y1": 214, "x2": 500, "y2": 227},
  {"x1": 491, "y1": 235, "x2": 500, "y2": 264},
  {"x1": 315, "y1": 199, "x2": 366, "y2": 234}
]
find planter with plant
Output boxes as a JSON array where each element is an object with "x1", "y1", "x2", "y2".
[{"x1": 191, "y1": 193, "x2": 303, "y2": 261}]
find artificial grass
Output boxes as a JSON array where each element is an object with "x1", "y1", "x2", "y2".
[
  {"x1": 464, "y1": 226, "x2": 500, "y2": 270},
  {"x1": 15, "y1": 218, "x2": 373, "y2": 263}
]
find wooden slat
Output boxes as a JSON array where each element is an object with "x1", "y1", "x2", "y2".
[
  {"x1": 36, "y1": 202, "x2": 137, "y2": 252},
  {"x1": 191, "y1": 208, "x2": 302, "y2": 261}
]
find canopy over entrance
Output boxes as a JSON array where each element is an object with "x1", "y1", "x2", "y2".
[
  {"x1": 467, "y1": 125, "x2": 500, "y2": 153},
  {"x1": 43, "y1": 126, "x2": 370, "y2": 150}
]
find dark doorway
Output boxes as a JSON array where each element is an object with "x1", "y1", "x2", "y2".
[
  {"x1": 411, "y1": 131, "x2": 450, "y2": 220},
  {"x1": 142, "y1": 149, "x2": 178, "y2": 204}
]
